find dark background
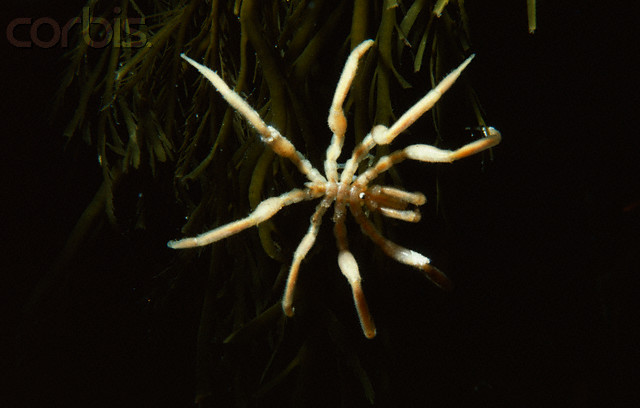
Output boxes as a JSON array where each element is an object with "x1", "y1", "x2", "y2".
[{"x1": 3, "y1": 1, "x2": 638, "y2": 406}]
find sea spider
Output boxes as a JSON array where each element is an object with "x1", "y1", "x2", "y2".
[{"x1": 169, "y1": 40, "x2": 501, "y2": 338}]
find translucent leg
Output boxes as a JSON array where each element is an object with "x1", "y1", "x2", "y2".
[
  {"x1": 282, "y1": 198, "x2": 331, "y2": 317},
  {"x1": 334, "y1": 202, "x2": 377, "y2": 338},
  {"x1": 325, "y1": 40, "x2": 375, "y2": 181},
  {"x1": 373, "y1": 55, "x2": 476, "y2": 146},
  {"x1": 167, "y1": 188, "x2": 321, "y2": 249},
  {"x1": 181, "y1": 54, "x2": 325, "y2": 183},
  {"x1": 351, "y1": 204, "x2": 452, "y2": 290}
]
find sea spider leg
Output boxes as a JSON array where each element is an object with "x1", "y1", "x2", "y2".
[
  {"x1": 181, "y1": 54, "x2": 325, "y2": 183},
  {"x1": 325, "y1": 40, "x2": 374, "y2": 182},
  {"x1": 372, "y1": 54, "x2": 476, "y2": 146},
  {"x1": 369, "y1": 185, "x2": 427, "y2": 207},
  {"x1": 349, "y1": 197, "x2": 452, "y2": 290},
  {"x1": 167, "y1": 188, "x2": 323, "y2": 249},
  {"x1": 363, "y1": 185, "x2": 426, "y2": 223},
  {"x1": 334, "y1": 198, "x2": 377, "y2": 339},
  {"x1": 339, "y1": 125, "x2": 386, "y2": 185},
  {"x1": 355, "y1": 127, "x2": 502, "y2": 187},
  {"x1": 404, "y1": 126, "x2": 502, "y2": 163},
  {"x1": 338, "y1": 248, "x2": 376, "y2": 339},
  {"x1": 282, "y1": 196, "x2": 332, "y2": 317}
]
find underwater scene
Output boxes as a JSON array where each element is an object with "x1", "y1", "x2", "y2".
[{"x1": 4, "y1": 0, "x2": 637, "y2": 406}]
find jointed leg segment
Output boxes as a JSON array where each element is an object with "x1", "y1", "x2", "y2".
[
  {"x1": 356, "y1": 126, "x2": 502, "y2": 187},
  {"x1": 373, "y1": 54, "x2": 476, "y2": 146},
  {"x1": 167, "y1": 188, "x2": 323, "y2": 249},
  {"x1": 282, "y1": 197, "x2": 332, "y2": 317},
  {"x1": 325, "y1": 40, "x2": 375, "y2": 181},
  {"x1": 350, "y1": 204, "x2": 452, "y2": 291},
  {"x1": 181, "y1": 54, "x2": 325, "y2": 183},
  {"x1": 334, "y1": 200, "x2": 377, "y2": 338}
]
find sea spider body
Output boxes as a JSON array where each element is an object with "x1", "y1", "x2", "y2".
[{"x1": 170, "y1": 40, "x2": 501, "y2": 338}]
